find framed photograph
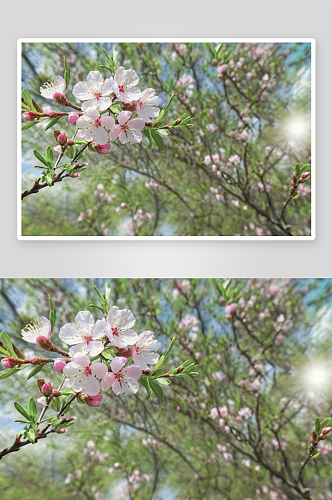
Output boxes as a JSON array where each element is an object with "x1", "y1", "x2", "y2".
[{"x1": 18, "y1": 39, "x2": 315, "y2": 239}]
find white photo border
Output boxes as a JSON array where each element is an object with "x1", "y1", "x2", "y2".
[{"x1": 17, "y1": 38, "x2": 316, "y2": 241}]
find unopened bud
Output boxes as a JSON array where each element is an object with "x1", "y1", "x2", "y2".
[
  {"x1": 22, "y1": 111, "x2": 36, "y2": 121},
  {"x1": 53, "y1": 93, "x2": 68, "y2": 106},
  {"x1": 56, "y1": 428, "x2": 68, "y2": 434},
  {"x1": 67, "y1": 140, "x2": 75, "y2": 146},
  {"x1": 291, "y1": 181, "x2": 297, "y2": 188},
  {"x1": 37, "y1": 378, "x2": 46, "y2": 391},
  {"x1": 176, "y1": 366, "x2": 184, "y2": 373},
  {"x1": 323, "y1": 427, "x2": 331, "y2": 435},
  {"x1": 53, "y1": 359, "x2": 66, "y2": 373},
  {"x1": 52, "y1": 390, "x2": 62, "y2": 398},
  {"x1": 83, "y1": 394, "x2": 103, "y2": 407},
  {"x1": 54, "y1": 130, "x2": 61, "y2": 141},
  {"x1": 70, "y1": 173, "x2": 80, "y2": 178},
  {"x1": 302, "y1": 172, "x2": 310, "y2": 179},
  {"x1": 57, "y1": 133, "x2": 67, "y2": 146},
  {"x1": 41, "y1": 382, "x2": 53, "y2": 396},
  {"x1": 68, "y1": 113, "x2": 79, "y2": 125},
  {"x1": 94, "y1": 143, "x2": 111, "y2": 154},
  {"x1": 310, "y1": 437, "x2": 316, "y2": 446},
  {"x1": 1, "y1": 357, "x2": 18, "y2": 369},
  {"x1": 36, "y1": 336, "x2": 53, "y2": 351},
  {"x1": 142, "y1": 369, "x2": 151, "y2": 375},
  {"x1": 292, "y1": 175, "x2": 297, "y2": 183},
  {"x1": 312, "y1": 430, "x2": 317, "y2": 440},
  {"x1": 175, "y1": 119, "x2": 182, "y2": 125}
]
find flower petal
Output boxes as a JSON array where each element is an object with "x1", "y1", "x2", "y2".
[
  {"x1": 93, "y1": 127, "x2": 109, "y2": 145},
  {"x1": 117, "y1": 111, "x2": 132, "y2": 126},
  {"x1": 59, "y1": 323, "x2": 84, "y2": 345},
  {"x1": 102, "y1": 78, "x2": 114, "y2": 95},
  {"x1": 91, "y1": 362, "x2": 108, "y2": 379},
  {"x1": 76, "y1": 115, "x2": 94, "y2": 129},
  {"x1": 97, "y1": 96, "x2": 111, "y2": 111},
  {"x1": 69, "y1": 343, "x2": 88, "y2": 357},
  {"x1": 75, "y1": 311, "x2": 95, "y2": 328},
  {"x1": 86, "y1": 71, "x2": 104, "y2": 85},
  {"x1": 128, "y1": 119, "x2": 145, "y2": 131},
  {"x1": 122, "y1": 377, "x2": 139, "y2": 395},
  {"x1": 87, "y1": 341, "x2": 104, "y2": 357},
  {"x1": 120, "y1": 329, "x2": 139, "y2": 346},
  {"x1": 122, "y1": 365, "x2": 142, "y2": 380},
  {"x1": 111, "y1": 356, "x2": 127, "y2": 373},
  {"x1": 109, "y1": 124, "x2": 121, "y2": 141},
  {"x1": 101, "y1": 372, "x2": 115, "y2": 391},
  {"x1": 85, "y1": 107, "x2": 100, "y2": 120},
  {"x1": 63, "y1": 361, "x2": 82, "y2": 377},
  {"x1": 93, "y1": 319, "x2": 107, "y2": 339},
  {"x1": 72, "y1": 353, "x2": 90, "y2": 367},
  {"x1": 100, "y1": 115, "x2": 115, "y2": 130},
  {"x1": 125, "y1": 87, "x2": 141, "y2": 102},
  {"x1": 82, "y1": 99, "x2": 98, "y2": 111},
  {"x1": 72, "y1": 82, "x2": 94, "y2": 101}
]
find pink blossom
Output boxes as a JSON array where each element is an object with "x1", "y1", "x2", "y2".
[
  {"x1": 223, "y1": 452, "x2": 233, "y2": 461},
  {"x1": 84, "y1": 394, "x2": 103, "y2": 407},
  {"x1": 53, "y1": 360, "x2": 67, "y2": 373},
  {"x1": 217, "y1": 64, "x2": 228, "y2": 75},
  {"x1": 109, "y1": 111, "x2": 145, "y2": 145},
  {"x1": 68, "y1": 113, "x2": 79, "y2": 125},
  {"x1": 94, "y1": 143, "x2": 111, "y2": 154}
]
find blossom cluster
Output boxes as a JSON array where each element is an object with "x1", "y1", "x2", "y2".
[{"x1": 15, "y1": 306, "x2": 160, "y2": 399}]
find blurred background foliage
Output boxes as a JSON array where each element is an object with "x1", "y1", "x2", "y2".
[
  {"x1": 21, "y1": 42, "x2": 311, "y2": 236},
  {"x1": 0, "y1": 278, "x2": 331, "y2": 500}
]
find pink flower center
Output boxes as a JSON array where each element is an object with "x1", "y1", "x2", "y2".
[
  {"x1": 115, "y1": 371, "x2": 123, "y2": 381},
  {"x1": 95, "y1": 119, "x2": 102, "y2": 127},
  {"x1": 83, "y1": 366, "x2": 92, "y2": 375},
  {"x1": 83, "y1": 334, "x2": 93, "y2": 343},
  {"x1": 121, "y1": 124, "x2": 129, "y2": 133},
  {"x1": 118, "y1": 85, "x2": 125, "y2": 93},
  {"x1": 111, "y1": 327, "x2": 119, "y2": 336},
  {"x1": 94, "y1": 92, "x2": 102, "y2": 99}
]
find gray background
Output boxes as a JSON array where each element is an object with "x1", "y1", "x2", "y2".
[{"x1": 1, "y1": 0, "x2": 330, "y2": 277}]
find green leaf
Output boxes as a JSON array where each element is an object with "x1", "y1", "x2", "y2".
[
  {"x1": 31, "y1": 99, "x2": 44, "y2": 113},
  {"x1": 46, "y1": 146, "x2": 54, "y2": 167},
  {"x1": 164, "y1": 338, "x2": 176, "y2": 361},
  {"x1": 315, "y1": 417, "x2": 321, "y2": 433},
  {"x1": 66, "y1": 145, "x2": 75, "y2": 158},
  {"x1": 52, "y1": 397, "x2": 61, "y2": 412},
  {"x1": 0, "y1": 346, "x2": 9, "y2": 356},
  {"x1": 90, "y1": 304, "x2": 105, "y2": 313},
  {"x1": 45, "y1": 117, "x2": 60, "y2": 131},
  {"x1": 163, "y1": 94, "x2": 174, "y2": 115},
  {"x1": 27, "y1": 364, "x2": 44, "y2": 380},
  {"x1": 321, "y1": 418, "x2": 332, "y2": 428},
  {"x1": 209, "y1": 43, "x2": 217, "y2": 58},
  {"x1": 149, "y1": 380, "x2": 165, "y2": 403},
  {"x1": 46, "y1": 171, "x2": 54, "y2": 187},
  {"x1": 28, "y1": 397, "x2": 37, "y2": 423},
  {"x1": 291, "y1": 193, "x2": 301, "y2": 200},
  {"x1": 151, "y1": 131, "x2": 165, "y2": 151},
  {"x1": 61, "y1": 389, "x2": 76, "y2": 396},
  {"x1": 102, "y1": 49, "x2": 113, "y2": 65},
  {"x1": 155, "y1": 129, "x2": 170, "y2": 136},
  {"x1": 110, "y1": 104, "x2": 123, "y2": 114},
  {"x1": 141, "y1": 375, "x2": 153, "y2": 400},
  {"x1": 1, "y1": 332, "x2": 16, "y2": 358},
  {"x1": 155, "y1": 377, "x2": 171, "y2": 385},
  {"x1": 34, "y1": 150, "x2": 49, "y2": 168},
  {"x1": 311, "y1": 451, "x2": 321, "y2": 459},
  {"x1": 144, "y1": 128, "x2": 154, "y2": 149},
  {"x1": 0, "y1": 368, "x2": 21, "y2": 381},
  {"x1": 101, "y1": 348, "x2": 116, "y2": 360},
  {"x1": 28, "y1": 427, "x2": 36, "y2": 444},
  {"x1": 153, "y1": 109, "x2": 165, "y2": 126},
  {"x1": 22, "y1": 120, "x2": 39, "y2": 131},
  {"x1": 22, "y1": 89, "x2": 37, "y2": 112},
  {"x1": 295, "y1": 163, "x2": 300, "y2": 177},
  {"x1": 14, "y1": 402, "x2": 32, "y2": 422}
]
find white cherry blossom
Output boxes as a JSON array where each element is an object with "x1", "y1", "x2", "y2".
[
  {"x1": 72, "y1": 71, "x2": 114, "y2": 111},
  {"x1": 21, "y1": 317, "x2": 51, "y2": 344},
  {"x1": 135, "y1": 89, "x2": 160, "y2": 122},
  {"x1": 101, "y1": 357, "x2": 142, "y2": 395},
  {"x1": 109, "y1": 111, "x2": 145, "y2": 145},
  {"x1": 59, "y1": 311, "x2": 106, "y2": 357},
  {"x1": 40, "y1": 76, "x2": 66, "y2": 100},
  {"x1": 130, "y1": 331, "x2": 160, "y2": 370},
  {"x1": 106, "y1": 306, "x2": 138, "y2": 348},
  {"x1": 63, "y1": 354, "x2": 107, "y2": 396},
  {"x1": 113, "y1": 66, "x2": 141, "y2": 103},
  {"x1": 76, "y1": 107, "x2": 115, "y2": 145}
]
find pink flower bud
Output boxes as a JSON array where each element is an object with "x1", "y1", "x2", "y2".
[
  {"x1": 70, "y1": 173, "x2": 80, "y2": 178},
  {"x1": 114, "y1": 462, "x2": 121, "y2": 469},
  {"x1": 83, "y1": 394, "x2": 103, "y2": 407},
  {"x1": 323, "y1": 427, "x2": 331, "y2": 435},
  {"x1": 225, "y1": 303, "x2": 237, "y2": 315},
  {"x1": 1, "y1": 357, "x2": 18, "y2": 369},
  {"x1": 36, "y1": 336, "x2": 53, "y2": 351},
  {"x1": 57, "y1": 133, "x2": 67, "y2": 146},
  {"x1": 37, "y1": 378, "x2": 46, "y2": 391},
  {"x1": 56, "y1": 428, "x2": 68, "y2": 434},
  {"x1": 94, "y1": 143, "x2": 111, "y2": 154},
  {"x1": 41, "y1": 383, "x2": 53, "y2": 396},
  {"x1": 302, "y1": 172, "x2": 310, "y2": 179},
  {"x1": 52, "y1": 390, "x2": 62, "y2": 397},
  {"x1": 22, "y1": 111, "x2": 36, "y2": 121},
  {"x1": 68, "y1": 113, "x2": 79, "y2": 125},
  {"x1": 53, "y1": 360, "x2": 67, "y2": 373},
  {"x1": 53, "y1": 93, "x2": 67, "y2": 105}
]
